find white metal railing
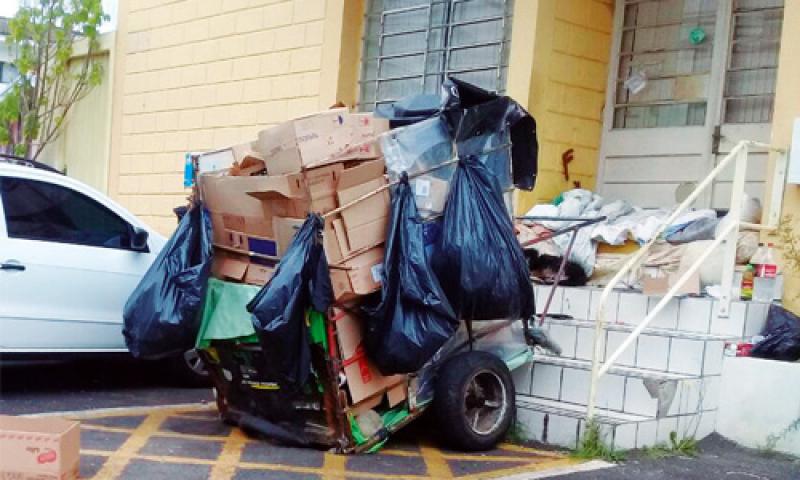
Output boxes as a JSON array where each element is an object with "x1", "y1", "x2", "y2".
[{"x1": 586, "y1": 139, "x2": 788, "y2": 421}]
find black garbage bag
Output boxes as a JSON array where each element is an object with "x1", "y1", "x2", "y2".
[
  {"x1": 364, "y1": 173, "x2": 459, "y2": 375},
  {"x1": 123, "y1": 203, "x2": 213, "y2": 359},
  {"x1": 247, "y1": 215, "x2": 333, "y2": 388},
  {"x1": 751, "y1": 304, "x2": 800, "y2": 362},
  {"x1": 434, "y1": 156, "x2": 535, "y2": 321},
  {"x1": 440, "y1": 78, "x2": 538, "y2": 191}
]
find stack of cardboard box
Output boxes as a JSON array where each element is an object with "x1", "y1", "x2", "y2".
[{"x1": 197, "y1": 108, "x2": 407, "y2": 417}]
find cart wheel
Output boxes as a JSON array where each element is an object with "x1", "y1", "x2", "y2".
[{"x1": 433, "y1": 351, "x2": 515, "y2": 451}]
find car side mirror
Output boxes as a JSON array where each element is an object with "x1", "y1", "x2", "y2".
[{"x1": 130, "y1": 227, "x2": 149, "y2": 252}]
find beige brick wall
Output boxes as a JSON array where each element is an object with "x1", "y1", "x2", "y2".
[
  {"x1": 111, "y1": 0, "x2": 332, "y2": 235},
  {"x1": 517, "y1": 0, "x2": 613, "y2": 213}
]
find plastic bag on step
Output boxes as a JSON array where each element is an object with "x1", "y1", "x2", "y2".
[
  {"x1": 363, "y1": 173, "x2": 459, "y2": 375},
  {"x1": 433, "y1": 156, "x2": 535, "y2": 320},
  {"x1": 123, "y1": 203, "x2": 213, "y2": 359},
  {"x1": 751, "y1": 304, "x2": 800, "y2": 362},
  {"x1": 247, "y1": 214, "x2": 333, "y2": 387}
]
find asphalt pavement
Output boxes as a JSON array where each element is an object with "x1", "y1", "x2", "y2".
[
  {"x1": 0, "y1": 357, "x2": 213, "y2": 415},
  {"x1": 549, "y1": 434, "x2": 799, "y2": 480}
]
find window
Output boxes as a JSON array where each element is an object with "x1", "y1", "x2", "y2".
[
  {"x1": 722, "y1": 0, "x2": 783, "y2": 124},
  {"x1": 358, "y1": 0, "x2": 514, "y2": 111},
  {"x1": 0, "y1": 61, "x2": 18, "y2": 84},
  {"x1": 0, "y1": 177, "x2": 134, "y2": 250},
  {"x1": 614, "y1": 0, "x2": 718, "y2": 128}
]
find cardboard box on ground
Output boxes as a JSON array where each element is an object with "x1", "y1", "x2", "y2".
[
  {"x1": 0, "y1": 415, "x2": 80, "y2": 480},
  {"x1": 198, "y1": 108, "x2": 402, "y2": 413}
]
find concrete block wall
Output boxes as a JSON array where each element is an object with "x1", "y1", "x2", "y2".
[{"x1": 111, "y1": 0, "x2": 332, "y2": 235}]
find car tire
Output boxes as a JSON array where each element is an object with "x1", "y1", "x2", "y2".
[
  {"x1": 432, "y1": 351, "x2": 515, "y2": 451},
  {"x1": 166, "y1": 349, "x2": 211, "y2": 387}
]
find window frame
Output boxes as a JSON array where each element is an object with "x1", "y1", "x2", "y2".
[
  {"x1": 358, "y1": 0, "x2": 515, "y2": 111},
  {"x1": 0, "y1": 175, "x2": 140, "y2": 252}
]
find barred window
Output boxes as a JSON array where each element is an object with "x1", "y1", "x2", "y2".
[{"x1": 358, "y1": 0, "x2": 514, "y2": 111}]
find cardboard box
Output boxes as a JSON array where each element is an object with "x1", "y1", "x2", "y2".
[
  {"x1": 0, "y1": 415, "x2": 80, "y2": 480},
  {"x1": 272, "y1": 217, "x2": 305, "y2": 257},
  {"x1": 212, "y1": 249, "x2": 276, "y2": 286},
  {"x1": 336, "y1": 160, "x2": 389, "y2": 252},
  {"x1": 329, "y1": 247, "x2": 384, "y2": 301},
  {"x1": 331, "y1": 307, "x2": 405, "y2": 405},
  {"x1": 200, "y1": 171, "x2": 305, "y2": 241},
  {"x1": 641, "y1": 266, "x2": 700, "y2": 296},
  {"x1": 335, "y1": 113, "x2": 390, "y2": 161},
  {"x1": 411, "y1": 175, "x2": 449, "y2": 217},
  {"x1": 197, "y1": 141, "x2": 256, "y2": 174},
  {"x1": 256, "y1": 109, "x2": 350, "y2": 175}
]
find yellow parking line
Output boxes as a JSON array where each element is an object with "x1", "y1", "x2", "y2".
[
  {"x1": 81, "y1": 424, "x2": 135, "y2": 434},
  {"x1": 321, "y1": 451, "x2": 348, "y2": 480},
  {"x1": 458, "y1": 457, "x2": 579, "y2": 480},
  {"x1": 209, "y1": 428, "x2": 247, "y2": 480},
  {"x1": 419, "y1": 444, "x2": 454, "y2": 478},
  {"x1": 90, "y1": 411, "x2": 168, "y2": 480}
]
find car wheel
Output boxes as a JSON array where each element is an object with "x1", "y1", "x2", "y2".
[
  {"x1": 166, "y1": 349, "x2": 211, "y2": 387},
  {"x1": 432, "y1": 351, "x2": 515, "y2": 451}
]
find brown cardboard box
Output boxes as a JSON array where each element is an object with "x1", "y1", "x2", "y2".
[
  {"x1": 336, "y1": 160, "x2": 389, "y2": 252},
  {"x1": 200, "y1": 171, "x2": 305, "y2": 241},
  {"x1": 256, "y1": 109, "x2": 350, "y2": 175},
  {"x1": 0, "y1": 415, "x2": 80, "y2": 480},
  {"x1": 197, "y1": 141, "x2": 256, "y2": 174},
  {"x1": 411, "y1": 175, "x2": 449, "y2": 217},
  {"x1": 641, "y1": 266, "x2": 700, "y2": 296},
  {"x1": 212, "y1": 249, "x2": 276, "y2": 286},
  {"x1": 335, "y1": 113, "x2": 390, "y2": 161},
  {"x1": 272, "y1": 217, "x2": 305, "y2": 257},
  {"x1": 329, "y1": 247, "x2": 384, "y2": 301},
  {"x1": 331, "y1": 307, "x2": 405, "y2": 405}
]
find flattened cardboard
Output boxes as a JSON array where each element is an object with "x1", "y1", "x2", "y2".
[
  {"x1": 331, "y1": 307, "x2": 406, "y2": 405},
  {"x1": 0, "y1": 415, "x2": 80, "y2": 480},
  {"x1": 323, "y1": 216, "x2": 346, "y2": 264},
  {"x1": 345, "y1": 212, "x2": 388, "y2": 252},
  {"x1": 273, "y1": 217, "x2": 305, "y2": 257},
  {"x1": 201, "y1": 174, "x2": 273, "y2": 239},
  {"x1": 332, "y1": 218, "x2": 351, "y2": 257},
  {"x1": 336, "y1": 160, "x2": 389, "y2": 251},
  {"x1": 212, "y1": 250, "x2": 276, "y2": 286},
  {"x1": 257, "y1": 121, "x2": 302, "y2": 175},
  {"x1": 641, "y1": 266, "x2": 700, "y2": 296},
  {"x1": 329, "y1": 247, "x2": 384, "y2": 301},
  {"x1": 411, "y1": 175, "x2": 449, "y2": 216},
  {"x1": 387, "y1": 381, "x2": 407, "y2": 407},
  {"x1": 305, "y1": 163, "x2": 343, "y2": 200},
  {"x1": 336, "y1": 114, "x2": 390, "y2": 161}
]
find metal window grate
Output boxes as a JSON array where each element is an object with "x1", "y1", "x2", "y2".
[
  {"x1": 613, "y1": 0, "x2": 718, "y2": 129},
  {"x1": 358, "y1": 0, "x2": 514, "y2": 112},
  {"x1": 722, "y1": 0, "x2": 783, "y2": 124}
]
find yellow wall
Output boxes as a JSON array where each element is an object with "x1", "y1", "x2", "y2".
[
  {"x1": 38, "y1": 33, "x2": 115, "y2": 193},
  {"x1": 513, "y1": 0, "x2": 613, "y2": 214},
  {"x1": 109, "y1": 0, "x2": 353, "y2": 235},
  {"x1": 767, "y1": 1, "x2": 800, "y2": 312}
]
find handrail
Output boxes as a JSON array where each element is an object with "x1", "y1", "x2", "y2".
[{"x1": 586, "y1": 139, "x2": 785, "y2": 422}]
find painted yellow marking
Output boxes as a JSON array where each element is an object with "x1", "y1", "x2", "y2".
[
  {"x1": 419, "y1": 444, "x2": 454, "y2": 479},
  {"x1": 209, "y1": 428, "x2": 247, "y2": 480},
  {"x1": 322, "y1": 451, "x2": 348, "y2": 480},
  {"x1": 90, "y1": 411, "x2": 168, "y2": 480},
  {"x1": 458, "y1": 457, "x2": 579, "y2": 480},
  {"x1": 80, "y1": 424, "x2": 135, "y2": 434},
  {"x1": 496, "y1": 442, "x2": 566, "y2": 458}
]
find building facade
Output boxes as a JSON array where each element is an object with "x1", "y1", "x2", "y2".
[{"x1": 103, "y1": 0, "x2": 799, "y2": 310}]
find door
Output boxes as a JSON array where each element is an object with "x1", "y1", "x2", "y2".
[
  {"x1": 0, "y1": 175, "x2": 156, "y2": 352},
  {"x1": 598, "y1": 0, "x2": 784, "y2": 208}
]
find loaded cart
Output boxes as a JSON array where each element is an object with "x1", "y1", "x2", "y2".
[{"x1": 123, "y1": 79, "x2": 540, "y2": 453}]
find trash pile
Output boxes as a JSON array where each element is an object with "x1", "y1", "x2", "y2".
[{"x1": 123, "y1": 79, "x2": 539, "y2": 453}]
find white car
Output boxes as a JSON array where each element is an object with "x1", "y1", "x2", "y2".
[{"x1": 0, "y1": 156, "x2": 205, "y2": 384}]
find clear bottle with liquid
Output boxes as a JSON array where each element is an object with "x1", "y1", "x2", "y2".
[{"x1": 752, "y1": 243, "x2": 778, "y2": 303}]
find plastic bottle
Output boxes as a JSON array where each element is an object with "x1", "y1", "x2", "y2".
[
  {"x1": 740, "y1": 264, "x2": 754, "y2": 300},
  {"x1": 752, "y1": 243, "x2": 778, "y2": 303}
]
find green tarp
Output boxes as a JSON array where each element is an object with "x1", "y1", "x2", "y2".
[{"x1": 196, "y1": 278, "x2": 260, "y2": 349}]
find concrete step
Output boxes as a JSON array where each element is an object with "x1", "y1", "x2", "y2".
[
  {"x1": 533, "y1": 285, "x2": 769, "y2": 338},
  {"x1": 513, "y1": 355, "x2": 720, "y2": 419},
  {"x1": 515, "y1": 396, "x2": 717, "y2": 450},
  {"x1": 538, "y1": 320, "x2": 728, "y2": 376}
]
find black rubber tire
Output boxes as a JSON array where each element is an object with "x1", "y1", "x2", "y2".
[
  {"x1": 432, "y1": 351, "x2": 515, "y2": 451},
  {"x1": 165, "y1": 349, "x2": 211, "y2": 388}
]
